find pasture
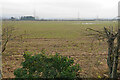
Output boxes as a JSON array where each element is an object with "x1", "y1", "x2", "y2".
[{"x1": 2, "y1": 21, "x2": 119, "y2": 78}]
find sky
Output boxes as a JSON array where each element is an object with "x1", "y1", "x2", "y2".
[{"x1": 0, "y1": 0, "x2": 120, "y2": 19}]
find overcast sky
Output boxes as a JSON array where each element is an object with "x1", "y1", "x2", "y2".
[{"x1": 0, "y1": 0, "x2": 120, "y2": 19}]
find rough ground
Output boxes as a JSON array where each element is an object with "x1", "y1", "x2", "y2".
[{"x1": 2, "y1": 38, "x2": 120, "y2": 78}]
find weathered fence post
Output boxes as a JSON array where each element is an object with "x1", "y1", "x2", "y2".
[
  {"x1": 111, "y1": 2, "x2": 120, "y2": 78},
  {"x1": 104, "y1": 27, "x2": 116, "y2": 78}
]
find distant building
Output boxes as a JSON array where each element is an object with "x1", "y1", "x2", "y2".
[
  {"x1": 10, "y1": 17, "x2": 16, "y2": 21},
  {"x1": 20, "y1": 16, "x2": 35, "y2": 20}
]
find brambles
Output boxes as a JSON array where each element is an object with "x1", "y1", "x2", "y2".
[{"x1": 14, "y1": 51, "x2": 81, "y2": 78}]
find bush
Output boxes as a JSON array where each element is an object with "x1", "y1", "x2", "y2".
[{"x1": 14, "y1": 51, "x2": 81, "y2": 78}]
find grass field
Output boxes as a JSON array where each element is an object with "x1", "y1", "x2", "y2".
[{"x1": 2, "y1": 21, "x2": 120, "y2": 78}]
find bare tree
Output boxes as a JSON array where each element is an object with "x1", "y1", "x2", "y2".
[
  {"x1": 2, "y1": 26, "x2": 28, "y2": 53},
  {"x1": 86, "y1": 26, "x2": 119, "y2": 78},
  {"x1": 2, "y1": 26, "x2": 15, "y2": 52}
]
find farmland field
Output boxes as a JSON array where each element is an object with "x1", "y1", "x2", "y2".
[{"x1": 2, "y1": 21, "x2": 120, "y2": 78}]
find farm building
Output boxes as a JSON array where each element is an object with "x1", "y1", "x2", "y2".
[{"x1": 20, "y1": 16, "x2": 35, "y2": 20}]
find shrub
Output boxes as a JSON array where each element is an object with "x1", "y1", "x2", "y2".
[{"x1": 14, "y1": 51, "x2": 81, "y2": 78}]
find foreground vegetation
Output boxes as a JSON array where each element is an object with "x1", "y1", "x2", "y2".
[
  {"x1": 14, "y1": 51, "x2": 80, "y2": 78},
  {"x1": 2, "y1": 21, "x2": 120, "y2": 78}
]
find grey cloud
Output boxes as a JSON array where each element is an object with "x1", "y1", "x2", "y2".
[{"x1": 0, "y1": 0, "x2": 119, "y2": 18}]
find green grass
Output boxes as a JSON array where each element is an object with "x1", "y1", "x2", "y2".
[
  {"x1": 2, "y1": 21, "x2": 117, "y2": 55},
  {"x1": 3, "y1": 21, "x2": 117, "y2": 39}
]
